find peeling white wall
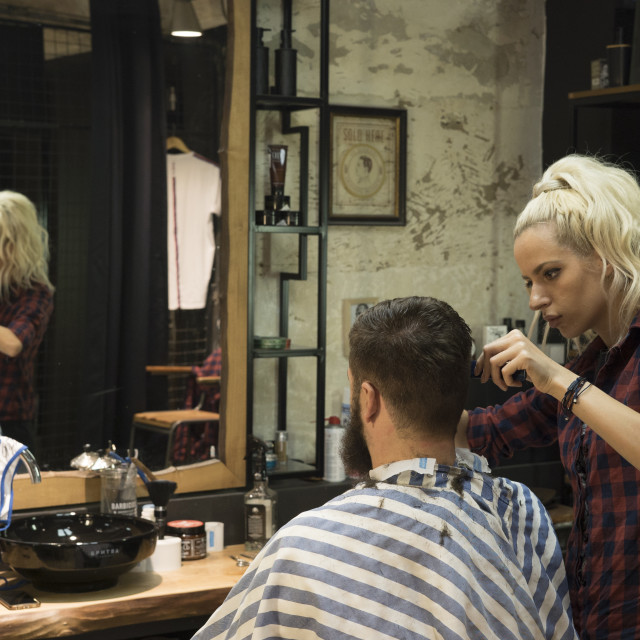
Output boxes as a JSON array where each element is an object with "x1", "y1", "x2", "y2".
[
  {"x1": 9, "y1": 0, "x2": 546, "y2": 462},
  {"x1": 253, "y1": 0, "x2": 546, "y2": 462}
]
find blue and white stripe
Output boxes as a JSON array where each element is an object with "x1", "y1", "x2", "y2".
[{"x1": 193, "y1": 453, "x2": 577, "y2": 640}]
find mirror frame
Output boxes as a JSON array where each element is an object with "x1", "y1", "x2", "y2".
[{"x1": 14, "y1": 0, "x2": 250, "y2": 510}]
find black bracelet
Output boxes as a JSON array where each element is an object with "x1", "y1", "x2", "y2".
[
  {"x1": 573, "y1": 381, "x2": 591, "y2": 405},
  {"x1": 561, "y1": 376, "x2": 589, "y2": 421}
]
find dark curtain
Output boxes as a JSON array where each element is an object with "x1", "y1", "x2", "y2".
[{"x1": 82, "y1": 0, "x2": 168, "y2": 450}]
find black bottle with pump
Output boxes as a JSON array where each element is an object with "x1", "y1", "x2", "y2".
[
  {"x1": 273, "y1": 0, "x2": 296, "y2": 96},
  {"x1": 255, "y1": 27, "x2": 270, "y2": 96}
]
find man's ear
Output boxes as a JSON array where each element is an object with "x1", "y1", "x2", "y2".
[{"x1": 361, "y1": 381, "x2": 380, "y2": 423}]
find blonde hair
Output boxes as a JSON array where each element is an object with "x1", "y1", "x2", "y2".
[
  {"x1": 514, "y1": 154, "x2": 640, "y2": 345},
  {"x1": 0, "y1": 191, "x2": 53, "y2": 301}
]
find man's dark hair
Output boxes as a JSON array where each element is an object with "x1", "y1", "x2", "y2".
[{"x1": 348, "y1": 296, "x2": 471, "y2": 439}]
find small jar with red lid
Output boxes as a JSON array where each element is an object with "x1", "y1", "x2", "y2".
[{"x1": 166, "y1": 519, "x2": 206, "y2": 560}]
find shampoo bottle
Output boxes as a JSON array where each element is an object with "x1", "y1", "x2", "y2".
[
  {"x1": 255, "y1": 27, "x2": 270, "y2": 95},
  {"x1": 273, "y1": 0, "x2": 296, "y2": 96},
  {"x1": 274, "y1": 28, "x2": 296, "y2": 96}
]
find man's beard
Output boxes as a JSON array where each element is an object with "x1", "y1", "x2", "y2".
[{"x1": 340, "y1": 391, "x2": 372, "y2": 478}]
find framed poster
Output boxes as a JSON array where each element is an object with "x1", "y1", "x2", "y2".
[{"x1": 329, "y1": 106, "x2": 407, "y2": 226}]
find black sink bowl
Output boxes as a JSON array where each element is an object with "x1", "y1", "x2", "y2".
[{"x1": 0, "y1": 512, "x2": 157, "y2": 592}]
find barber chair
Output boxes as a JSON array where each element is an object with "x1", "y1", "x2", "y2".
[{"x1": 129, "y1": 349, "x2": 221, "y2": 469}]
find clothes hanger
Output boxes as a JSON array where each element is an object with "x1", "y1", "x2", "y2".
[{"x1": 166, "y1": 136, "x2": 191, "y2": 153}]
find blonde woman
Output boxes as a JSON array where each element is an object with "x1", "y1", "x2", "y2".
[
  {"x1": 0, "y1": 191, "x2": 54, "y2": 453},
  {"x1": 456, "y1": 154, "x2": 640, "y2": 639}
]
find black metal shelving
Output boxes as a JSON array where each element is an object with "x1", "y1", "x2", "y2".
[
  {"x1": 246, "y1": 0, "x2": 329, "y2": 483},
  {"x1": 256, "y1": 95, "x2": 324, "y2": 110},
  {"x1": 255, "y1": 225, "x2": 322, "y2": 234},
  {"x1": 568, "y1": 84, "x2": 640, "y2": 105},
  {"x1": 568, "y1": 84, "x2": 640, "y2": 150}
]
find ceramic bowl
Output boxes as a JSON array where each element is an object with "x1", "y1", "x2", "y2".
[{"x1": 0, "y1": 512, "x2": 157, "y2": 592}]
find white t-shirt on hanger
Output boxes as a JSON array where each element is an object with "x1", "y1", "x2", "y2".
[{"x1": 166, "y1": 152, "x2": 221, "y2": 310}]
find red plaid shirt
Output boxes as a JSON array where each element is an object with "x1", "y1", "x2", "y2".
[
  {"x1": 0, "y1": 285, "x2": 54, "y2": 421},
  {"x1": 468, "y1": 314, "x2": 640, "y2": 640},
  {"x1": 171, "y1": 348, "x2": 221, "y2": 464},
  {"x1": 184, "y1": 347, "x2": 222, "y2": 411}
]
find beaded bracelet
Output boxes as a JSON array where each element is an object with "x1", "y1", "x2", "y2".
[{"x1": 561, "y1": 376, "x2": 590, "y2": 421}]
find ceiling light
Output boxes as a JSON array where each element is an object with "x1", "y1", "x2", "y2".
[{"x1": 171, "y1": 0, "x2": 202, "y2": 38}]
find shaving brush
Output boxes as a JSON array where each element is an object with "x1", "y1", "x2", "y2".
[{"x1": 146, "y1": 480, "x2": 177, "y2": 539}]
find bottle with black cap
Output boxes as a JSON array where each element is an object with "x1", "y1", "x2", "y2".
[
  {"x1": 273, "y1": 0, "x2": 296, "y2": 96},
  {"x1": 255, "y1": 27, "x2": 270, "y2": 96}
]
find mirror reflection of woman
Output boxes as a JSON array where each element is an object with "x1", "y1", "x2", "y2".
[
  {"x1": 456, "y1": 154, "x2": 640, "y2": 640},
  {"x1": 0, "y1": 191, "x2": 54, "y2": 454}
]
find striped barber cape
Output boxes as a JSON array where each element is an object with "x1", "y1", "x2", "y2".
[{"x1": 192, "y1": 452, "x2": 577, "y2": 640}]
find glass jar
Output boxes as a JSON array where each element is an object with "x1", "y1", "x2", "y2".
[
  {"x1": 166, "y1": 519, "x2": 207, "y2": 560},
  {"x1": 274, "y1": 430, "x2": 287, "y2": 466}
]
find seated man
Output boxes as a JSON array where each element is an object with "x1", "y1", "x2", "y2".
[{"x1": 192, "y1": 297, "x2": 577, "y2": 640}]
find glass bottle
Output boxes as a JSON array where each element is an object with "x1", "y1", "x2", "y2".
[
  {"x1": 244, "y1": 472, "x2": 277, "y2": 550},
  {"x1": 275, "y1": 430, "x2": 288, "y2": 467}
]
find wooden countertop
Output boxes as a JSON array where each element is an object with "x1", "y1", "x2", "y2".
[{"x1": 0, "y1": 544, "x2": 248, "y2": 640}]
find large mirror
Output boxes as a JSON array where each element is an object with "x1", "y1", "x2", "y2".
[{"x1": 8, "y1": 0, "x2": 250, "y2": 509}]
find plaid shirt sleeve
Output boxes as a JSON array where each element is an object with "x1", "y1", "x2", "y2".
[
  {"x1": 5, "y1": 285, "x2": 53, "y2": 350},
  {"x1": 192, "y1": 347, "x2": 222, "y2": 378},
  {"x1": 172, "y1": 348, "x2": 222, "y2": 464},
  {"x1": 0, "y1": 285, "x2": 54, "y2": 421},
  {"x1": 467, "y1": 384, "x2": 560, "y2": 467}
]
